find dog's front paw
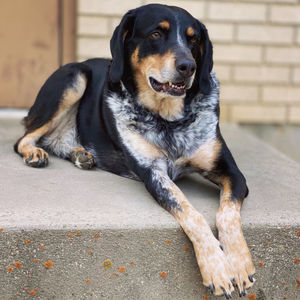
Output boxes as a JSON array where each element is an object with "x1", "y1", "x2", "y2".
[
  {"x1": 220, "y1": 235, "x2": 255, "y2": 297},
  {"x1": 70, "y1": 148, "x2": 95, "y2": 170},
  {"x1": 194, "y1": 236, "x2": 234, "y2": 298}
]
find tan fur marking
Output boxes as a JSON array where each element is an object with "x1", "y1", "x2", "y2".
[
  {"x1": 187, "y1": 26, "x2": 195, "y2": 37},
  {"x1": 131, "y1": 48, "x2": 184, "y2": 120},
  {"x1": 158, "y1": 20, "x2": 170, "y2": 30},
  {"x1": 216, "y1": 178, "x2": 255, "y2": 294},
  {"x1": 125, "y1": 129, "x2": 163, "y2": 159},
  {"x1": 164, "y1": 182, "x2": 234, "y2": 296},
  {"x1": 189, "y1": 139, "x2": 221, "y2": 171}
]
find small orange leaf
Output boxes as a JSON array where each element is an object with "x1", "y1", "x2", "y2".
[
  {"x1": 14, "y1": 261, "x2": 22, "y2": 268},
  {"x1": 166, "y1": 240, "x2": 171, "y2": 244},
  {"x1": 118, "y1": 266, "x2": 126, "y2": 273},
  {"x1": 294, "y1": 257, "x2": 299, "y2": 264},
  {"x1": 258, "y1": 261, "x2": 264, "y2": 267},
  {"x1": 88, "y1": 249, "x2": 93, "y2": 255},
  {"x1": 184, "y1": 246, "x2": 190, "y2": 252},
  {"x1": 0, "y1": 228, "x2": 3, "y2": 233},
  {"x1": 25, "y1": 239, "x2": 31, "y2": 244},
  {"x1": 29, "y1": 290, "x2": 36, "y2": 295},
  {"x1": 7, "y1": 266, "x2": 13, "y2": 272},
  {"x1": 40, "y1": 244, "x2": 45, "y2": 250},
  {"x1": 33, "y1": 259, "x2": 39, "y2": 263},
  {"x1": 160, "y1": 271, "x2": 167, "y2": 278},
  {"x1": 248, "y1": 294, "x2": 256, "y2": 300},
  {"x1": 43, "y1": 260, "x2": 53, "y2": 269},
  {"x1": 67, "y1": 233, "x2": 74, "y2": 238},
  {"x1": 85, "y1": 279, "x2": 91, "y2": 283},
  {"x1": 93, "y1": 233, "x2": 100, "y2": 238}
]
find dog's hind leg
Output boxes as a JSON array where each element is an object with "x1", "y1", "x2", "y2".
[{"x1": 14, "y1": 64, "x2": 90, "y2": 168}]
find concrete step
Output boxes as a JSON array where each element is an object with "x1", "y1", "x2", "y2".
[{"x1": 0, "y1": 118, "x2": 299, "y2": 300}]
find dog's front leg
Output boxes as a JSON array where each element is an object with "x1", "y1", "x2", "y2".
[
  {"x1": 142, "y1": 166, "x2": 234, "y2": 298},
  {"x1": 189, "y1": 137, "x2": 255, "y2": 296},
  {"x1": 120, "y1": 130, "x2": 234, "y2": 298}
]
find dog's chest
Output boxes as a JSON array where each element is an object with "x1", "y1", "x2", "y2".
[{"x1": 107, "y1": 88, "x2": 219, "y2": 162}]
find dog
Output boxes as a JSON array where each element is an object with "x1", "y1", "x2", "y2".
[{"x1": 14, "y1": 4, "x2": 255, "y2": 298}]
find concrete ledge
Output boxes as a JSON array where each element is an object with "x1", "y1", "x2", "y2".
[{"x1": 0, "y1": 119, "x2": 299, "y2": 299}]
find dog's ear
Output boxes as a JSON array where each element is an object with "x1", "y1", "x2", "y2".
[
  {"x1": 196, "y1": 21, "x2": 213, "y2": 95},
  {"x1": 109, "y1": 10, "x2": 136, "y2": 83}
]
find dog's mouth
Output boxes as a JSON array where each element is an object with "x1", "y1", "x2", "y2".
[{"x1": 149, "y1": 77, "x2": 186, "y2": 97}]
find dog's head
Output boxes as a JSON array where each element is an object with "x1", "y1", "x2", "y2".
[{"x1": 109, "y1": 4, "x2": 213, "y2": 104}]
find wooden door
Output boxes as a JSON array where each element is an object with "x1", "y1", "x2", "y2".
[{"x1": 0, "y1": 0, "x2": 75, "y2": 108}]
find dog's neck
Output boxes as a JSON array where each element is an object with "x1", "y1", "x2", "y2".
[{"x1": 137, "y1": 88, "x2": 184, "y2": 121}]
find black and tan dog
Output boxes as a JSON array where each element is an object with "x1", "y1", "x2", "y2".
[{"x1": 14, "y1": 4, "x2": 255, "y2": 298}]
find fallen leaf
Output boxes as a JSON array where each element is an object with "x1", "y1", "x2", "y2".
[
  {"x1": 14, "y1": 261, "x2": 22, "y2": 268},
  {"x1": 118, "y1": 266, "x2": 126, "y2": 273},
  {"x1": 102, "y1": 259, "x2": 112, "y2": 270},
  {"x1": 43, "y1": 260, "x2": 53, "y2": 269},
  {"x1": 160, "y1": 271, "x2": 167, "y2": 278}
]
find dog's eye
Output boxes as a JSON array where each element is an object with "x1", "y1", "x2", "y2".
[
  {"x1": 151, "y1": 31, "x2": 161, "y2": 39},
  {"x1": 190, "y1": 36, "x2": 197, "y2": 43}
]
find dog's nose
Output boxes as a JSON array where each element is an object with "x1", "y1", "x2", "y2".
[{"x1": 175, "y1": 59, "x2": 196, "y2": 78}]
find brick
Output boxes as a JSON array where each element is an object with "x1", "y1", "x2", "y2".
[
  {"x1": 237, "y1": 25, "x2": 293, "y2": 44},
  {"x1": 288, "y1": 106, "x2": 300, "y2": 124},
  {"x1": 78, "y1": 0, "x2": 142, "y2": 15},
  {"x1": 77, "y1": 37, "x2": 111, "y2": 58},
  {"x1": 214, "y1": 45, "x2": 262, "y2": 63},
  {"x1": 78, "y1": 16, "x2": 109, "y2": 36},
  {"x1": 213, "y1": 64, "x2": 231, "y2": 81},
  {"x1": 231, "y1": 105, "x2": 286, "y2": 124},
  {"x1": 233, "y1": 66, "x2": 290, "y2": 83},
  {"x1": 266, "y1": 47, "x2": 300, "y2": 64},
  {"x1": 220, "y1": 84, "x2": 259, "y2": 102},
  {"x1": 205, "y1": 23, "x2": 234, "y2": 42},
  {"x1": 145, "y1": 0, "x2": 205, "y2": 19},
  {"x1": 293, "y1": 68, "x2": 300, "y2": 83},
  {"x1": 263, "y1": 86, "x2": 300, "y2": 103},
  {"x1": 208, "y1": 2, "x2": 266, "y2": 22},
  {"x1": 270, "y1": 5, "x2": 300, "y2": 24}
]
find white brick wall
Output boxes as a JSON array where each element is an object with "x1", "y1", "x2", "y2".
[
  {"x1": 270, "y1": 5, "x2": 300, "y2": 24},
  {"x1": 77, "y1": 0, "x2": 300, "y2": 124}
]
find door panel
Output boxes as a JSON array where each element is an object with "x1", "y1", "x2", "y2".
[{"x1": 0, "y1": 0, "x2": 74, "y2": 108}]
